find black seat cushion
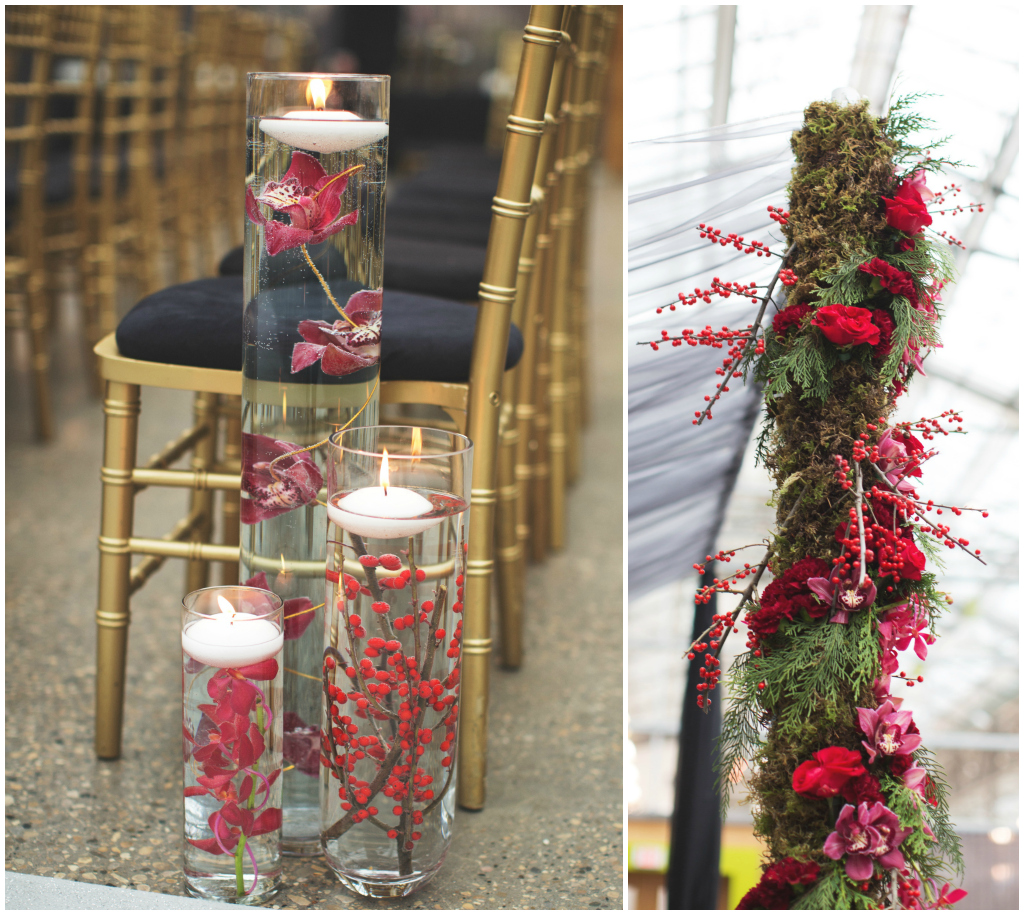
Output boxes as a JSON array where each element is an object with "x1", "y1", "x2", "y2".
[
  {"x1": 220, "y1": 234, "x2": 485, "y2": 303},
  {"x1": 115, "y1": 276, "x2": 522, "y2": 383}
]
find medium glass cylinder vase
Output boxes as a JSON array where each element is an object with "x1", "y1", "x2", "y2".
[
  {"x1": 181, "y1": 586, "x2": 284, "y2": 904},
  {"x1": 320, "y1": 426, "x2": 473, "y2": 897},
  {"x1": 241, "y1": 73, "x2": 389, "y2": 853}
]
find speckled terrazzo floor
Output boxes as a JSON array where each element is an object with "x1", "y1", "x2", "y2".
[{"x1": 5, "y1": 169, "x2": 624, "y2": 910}]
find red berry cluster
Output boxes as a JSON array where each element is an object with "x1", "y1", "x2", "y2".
[
  {"x1": 320, "y1": 543, "x2": 464, "y2": 854},
  {"x1": 767, "y1": 204, "x2": 790, "y2": 226},
  {"x1": 778, "y1": 268, "x2": 798, "y2": 286},
  {"x1": 699, "y1": 223, "x2": 776, "y2": 257}
]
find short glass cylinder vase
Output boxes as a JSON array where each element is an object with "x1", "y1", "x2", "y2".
[
  {"x1": 242, "y1": 72, "x2": 389, "y2": 854},
  {"x1": 181, "y1": 587, "x2": 285, "y2": 904},
  {"x1": 320, "y1": 426, "x2": 473, "y2": 897}
]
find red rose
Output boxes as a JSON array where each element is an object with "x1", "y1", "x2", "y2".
[
  {"x1": 811, "y1": 304, "x2": 881, "y2": 346},
  {"x1": 882, "y1": 179, "x2": 933, "y2": 236},
  {"x1": 896, "y1": 538, "x2": 927, "y2": 580},
  {"x1": 792, "y1": 746, "x2": 866, "y2": 798},
  {"x1": 772, "y1": 302, "x2": 812, "y2": 340}
]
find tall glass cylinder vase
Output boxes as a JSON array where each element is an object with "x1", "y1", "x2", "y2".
[
  {"x1": 242, "y1": 73, "x2": 389, "y2": 854},
  {"x1": 182, "y1": 586, "x2": 284, "y2": 904},
  {"x1": 321, "y1": 426, "x2": 473, "y2": 897}
]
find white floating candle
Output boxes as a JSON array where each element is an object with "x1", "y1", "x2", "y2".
[
  {"x1": 260, "y1": 110, "x2": 389, "y2": 155},
  {"x1": 181, "y1": 597, "x2": 283, "y2": 669},
  {"x1": 328, "y1": 447, "x2": 440, "y2": 539}
]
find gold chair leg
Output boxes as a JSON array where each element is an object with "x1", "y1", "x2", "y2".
[
  {"x1": 531, "y1": 334, "x2": 552, "y2": 561},
  {"x1": 95, "y1": 379, "x2": 141, "y2": 759},
  {"x1": 495, "y1": 399, "x2": 524, "y2": 669},
  {"x1": 185, "y1": 391, "x2": 216, "y2": 592},
  {"x1": 26, "y1": 270, "x2": 54, "y2": 441},
  {"x1": 219, "y1": 394, "x2": 241, "y2": 586}
]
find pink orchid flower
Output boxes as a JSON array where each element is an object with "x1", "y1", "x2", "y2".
[
  {"x1": 245, "y1": 151, "x2": 358, "y2": 257},
  {"x1": 290, "y1": 288, "x2": 382, "y2": 376},
  {"x1": 876, "y1": 430, "x2": 919, "y2": 494},
  {"x1": 878, "y1": 603, "x2": 935, "y2": 660},
  {"x1": 823, "y1": 801, "x2": 912, "y2": 881},
  {"x1": 857, "y1": 699, "x2": 922, "y2": 763},
  {"x1": 872, "y1": 652, "x2": 905, "y2": 708},
  {"x1": 907, "y1": 169, "x2": 936, "y2": 202},
  {"x1": 241, "y1": 433, "x2": 324, "y2": 525},
  {"x1": 808, "y1": 567, "x2": 877, "y2": 624}
]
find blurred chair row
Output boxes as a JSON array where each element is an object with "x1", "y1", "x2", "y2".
[
  {"x1": 90, "y1": 4, "x2": 619, "y2": 810},
  {"x1": 5, "y1": 5, "x2": 307, "y2": 441}
]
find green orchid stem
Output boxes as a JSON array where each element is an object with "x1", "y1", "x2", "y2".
[
  {"x1": 300, "y1": 244, "x2": 359, "y2": 328},
  {"x1": 235, "y1": 834, "x2": 247, "y2": 897}
]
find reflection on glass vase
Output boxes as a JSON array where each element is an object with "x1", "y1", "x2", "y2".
[
  {"x1": 241, "y1": 72, "x2": 389, "y2": 854},
  {"x1": 320, "y1": 426, "x2": 473, "y2": 897}
]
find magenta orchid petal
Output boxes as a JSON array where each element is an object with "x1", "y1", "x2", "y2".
[
  {"x1": 282, "y1": 596, "x2": 315, "y2": 640},
  {"x1": 344, "y1": 287, "x2": 383, "y2": 320},
  {"x1": 291, "y1": 342, "x2": 326, "y2": 373},
  {"x1": 229, "y1": 678, "x2": 258, "y2": 717},
  {"x1": 844, "y1": 854, "x2": 875, "y2": 882},
  {"x1": 297, "y1": 319, "x2": 340, "y2": 346},
  {"x1": 279, "y1": 150, "x2": 328, "y2": 188},
  {"x1": 321, "y1": 342, "x2": 376, "y2": 376},
  {"x1": 241, "y1": 433, "x2": 324, "y2": 525},
  {"x1": 233, "y1": 658, "x2": 279, "y2": 681},
  {"x1": 807, "y1": 576, "x2": 836, "y2": 604},
  {"x1": 251, "y1": 807, "x2": 283, "y2": 837}
]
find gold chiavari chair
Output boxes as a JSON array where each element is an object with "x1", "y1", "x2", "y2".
[
  {"x1": 492, "y1": 20, "x2": 573, "y2": 668},
  {"x1": 379, "y1": 4, "x2": 567, "y2": 808},
  {"x1": 85, "y1": 5, "x2": 176, "y2": 356},
  {"x1": 6, "y1": 5, "x2": 105, "y2": 440},
  {"x1": 6, "y1": 5, "x2": 55, "y2": 439},
  {"x1": 565, "y1": 7, "x2": 615, "y2": 485},
  {"x1": 544, "y1": 5, "x2": 606, "y2": 551}
]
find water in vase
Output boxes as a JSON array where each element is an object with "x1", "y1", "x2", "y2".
[{"x1": 242, "y1": 73, "x2": 389, "y2": 853}]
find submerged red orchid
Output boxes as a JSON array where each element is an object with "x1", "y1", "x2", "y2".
[
  {"x1": 246, "y1": 151, "x2": 359, "y2": 257},
  {"x1": 243, "y1": 572, "x2": 314, "y2": 641},
  {"x1": 241, "y1": 433, "x2": 324, "y2": 525},
  {"x1": 290, "y1": 288, "x2": 382, "y2": 376}
]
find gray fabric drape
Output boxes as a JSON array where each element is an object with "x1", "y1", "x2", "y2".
[{"x1": 628, "y1": 115, "x2": 799, "y2": 600}]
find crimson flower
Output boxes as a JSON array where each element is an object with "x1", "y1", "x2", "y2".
[
  {"x1": 894, "y1": 537, "x2": 927, "y2": 581},
  {"x1": 792, "y1": 746, "x2": 866, "y2": 798},
  {"x1": 282, "y1": 711, "x2": 321, "y2": 777},
  {"x1": 823, "y1": 801, "x2": 912, "y2": 881},
  {"x1": 840, "y1": 772, "x2": 885, "y2": 806},
  {"x1": 811, "y1": 304, "x2": 881, "y2": 346},
  {"x1": 771, "y1": 302, "x2": 812, "y2": 340},
  {"x1": 859, "y1": 257, "x2": 918, "y2": 306},
  {"x1": 882, "y1": 178, "x2": 933, "y2": 236},
  {"x1": 736, "y1": 857, "x2": 819, "y2": 910},
  {"x1": 290, "y1": 288, "x2": 382, "y2": 376},
  {"x1": 246, "y1": 151, "x2": 358, "y2": 257},
  {"x1": 871, "y1": 309, "x2": 894, "y2": 358},
  {"x1": 243, "y1": 572, "x2": 314, "y2": 641},
  {"x1": 241, "y1": 433, "x2": 324, "y2": 525},
  {"x1": 857, "y1": 699, "x2": 922, "y2": 763}
]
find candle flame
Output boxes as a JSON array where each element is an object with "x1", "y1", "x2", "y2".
[
  {"x1": 282, "y1": 389, "x2": 287, "y2": 414},
  {"x1": 217, "y1": 595, "x2": 236, "y2": 621},
  {"x1": 280, "y1": 553, "x2": 287, "y2": 573},
  {"x1": 410, "y1": 427, "x2": 422, "y2": 459},
  {"x1": 307, "y1": 78, "x2": 328, "y2": 111},
  {"x1": 380, "y1": 448, "x2": 390, "y2": 495}
]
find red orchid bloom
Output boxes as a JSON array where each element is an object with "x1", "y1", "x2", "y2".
[
  {"x1": 245, "y1": 151, "x2": 359, "y2": 257},
  {"x1": 243, "y1": 572, "x2": 314, "y2": 641},
  {"x1": 241, "y1": 433, "x2": 324, "y2": 525},
  {"x1": 807, "y1": 567, "x2": 877, "y2": 624},
  {"x1": 290, "y1": 288, "x2": 382, "y2": 376}
]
